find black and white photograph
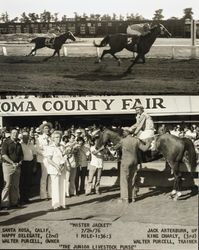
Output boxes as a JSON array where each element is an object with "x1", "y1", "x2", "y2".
[{"x1": 0, "y1": 1, "x2": 198, "y2": 249}]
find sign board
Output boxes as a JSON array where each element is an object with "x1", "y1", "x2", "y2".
[{"x1": 0, "y1": 95, "x2": 198, "y2": 117}]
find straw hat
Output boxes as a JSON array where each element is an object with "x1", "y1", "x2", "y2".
[{"x1": 39, "y1": 121, "x2": 53, "y2": 131}]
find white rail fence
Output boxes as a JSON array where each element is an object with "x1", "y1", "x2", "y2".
[{"x1": 0, "y1": 43, "x2": 199, "y2": 59}]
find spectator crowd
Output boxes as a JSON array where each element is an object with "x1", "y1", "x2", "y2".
[{"x1": 0, "y1": 121, "x2": 198, "y2": 211}]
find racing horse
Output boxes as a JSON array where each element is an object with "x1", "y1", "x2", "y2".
[
  {"x1": 93, "y1": 23, "x2": 171, "y2": 73},
  {"x1": 27, "y1": 31, "x2": 76, "y2": 60},
  {"x1": 95, "y1": 128, "x2": 197, "y2": 202}
]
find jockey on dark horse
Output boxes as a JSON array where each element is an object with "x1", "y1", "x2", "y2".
[
  {"x1": 122, "y1": 103, "x2": 155, "y2": 162},
  {"x1": 126, "y1": 23, "x2": 151, "y2": 52}
]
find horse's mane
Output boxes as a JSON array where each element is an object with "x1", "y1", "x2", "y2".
[{"x1": 104, "y1": 127, "x2": 123, "y2": 137}]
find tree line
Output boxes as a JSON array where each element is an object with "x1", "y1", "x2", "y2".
[{"x1": 0, "y1": 8, "x2": 194, "y2": 23}]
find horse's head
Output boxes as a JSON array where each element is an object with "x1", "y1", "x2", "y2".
[
  {"x1": 158, "y1": 125, "x2": 168, "y2": 135},
  {"x1": 158, "y1": 24, "x2": 172, "y2": 38},
  {"x1": 94, "y1": 128, "x2": 121, "y2": 149},
  {"x1": 66, "y1": 31, "x2": 76, "y2": 41}
]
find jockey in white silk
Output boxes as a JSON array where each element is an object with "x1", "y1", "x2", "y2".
[
  {"x1": 122, "y1": 103, "x2": 155, "y2": 151},
  {"x1": 126, "y1": 23, "x2": 151, "y2": 36}
]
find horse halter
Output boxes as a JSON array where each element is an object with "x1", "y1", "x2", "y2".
[{"x1": 68, "y1": 31, "x2": 76, "y2": 41}]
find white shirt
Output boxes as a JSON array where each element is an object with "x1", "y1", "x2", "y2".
[
  {"x1": 45, "y1": 143, "x2": 66, "y2": 175},
  {"x1": 35, "y1": 134, "x2": 51, "y2": 163},
  {"x1": 90, "y1": 146, "x2": 103, "y2": 169}
]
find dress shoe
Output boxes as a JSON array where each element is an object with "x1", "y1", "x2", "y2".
[
  {"x1": 59, "y1": 206, "x2": 69, "y2": 210},
  {"x1": 117, "y1": 198, "x2": 129, "y2": 204},
  {"x1": 48, "y1": 207, "x2": 59, "y2": 212}
]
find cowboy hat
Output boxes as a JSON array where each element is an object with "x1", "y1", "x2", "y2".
[{"x1": 39, "y1": 121, "x2": 53, "y2": 131}]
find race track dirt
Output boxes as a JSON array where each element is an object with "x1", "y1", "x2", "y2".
[{"x1": 0, "y1": 56, "x2": 199, "y2": 95}]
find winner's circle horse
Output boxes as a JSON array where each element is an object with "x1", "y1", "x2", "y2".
[
  {"x1": 95, "y1": 128, "x2": 197, "y2": 202},
  {"x1": 93, "y1": 23, "x2": 171, "y2": 74},
  {"x1": 27, "y1": 31, "x2": 76, "y2": 60}
]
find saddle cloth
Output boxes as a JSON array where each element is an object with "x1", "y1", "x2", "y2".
[{"x1": 45, "y1": 37, "x2": 55, "y2": 48}]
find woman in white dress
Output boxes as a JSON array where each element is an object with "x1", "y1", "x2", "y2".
[{"x1": 45, "y1": 131, "x2": 67, "y2": 211}]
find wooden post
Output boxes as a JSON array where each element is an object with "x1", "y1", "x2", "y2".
[
  {"x1": 190, "y1": 20, "x2": 196, "y2": 59},
  {"x1": 63, "y1": 46, "x2": 68, "y2": 56},
  {"x1": 171, "y1": 46, "x2": 175, "y2": 59},
  {"x1": 2, "y1": 47, "x2": 7, "y2": 56},
  {"x1": 96, "y1": 47, "x2": 100, "y2": 58}
]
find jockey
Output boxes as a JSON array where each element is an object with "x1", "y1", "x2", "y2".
[
  {"x1": 126, "y1": 23, "x2": 151, "y2": 51},
  {"x1": 126, "y1": 23, "x2": 151, "y2": 37},
  {"x1": 122, "y1": 103, "x2": 155, "y2": 151},
  {"x1": 48, "y1": 26, "x2": 61, "y2": 37}
]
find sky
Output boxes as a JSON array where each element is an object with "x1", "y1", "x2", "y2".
[{"x1": 1, "y1": 0, "x2": 199, "y2": 20}]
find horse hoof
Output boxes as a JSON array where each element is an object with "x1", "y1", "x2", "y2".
[
  {"x1": 132, "y1": 198, "x2": 136, "y2": 202},
  {"x1": 124, "y1": 69, "x2": 131, "y2": 75},
  {"x1": 173, "y1": 195, "x2": 179, "y2": 201},
  {"x1": 168, "y1": 194, "x2": 174, "y2": 199}
]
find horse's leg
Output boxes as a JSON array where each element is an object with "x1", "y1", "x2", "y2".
[
  {"x1": 96, "y1": 49, "x2": 111, "y2": 63},
  {"x1": 142, "y1": 55, "x2": 146, "y2": 63},
  {"x1": 27, "y1": 47, "x2": 37, "y2": 56},
  {"x1": 169, "y1": 162, "x2": 182, "y2": 201},
  {"x1": 125, "y1": 54, "x2": 140, "y2": 74},
  {"x1": 173, "y1": 170, "x2": 182, "y2": 201},
  {"x1": 111, "y1": 53, "x2": 121, "y2": 66},
  {"x1": 57, "y1": 49, "x2": 61, "y2": 61},
  {"x1": 44, "y1": 49, "x2": 57, "y2": 61}
]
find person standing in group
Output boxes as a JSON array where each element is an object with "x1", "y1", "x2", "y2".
[
  {"x1": 45, "y1": 131, "x2": 67, "y2": 211},
  {"x1": 35, "y1": 122, "x2": 52, "y2": 200},
  {"x1": 74, "y1": 137, "x2": 90, "y2": 195},
  {"x1": 1, "y1": 129, "x2": 23, "y2": 209},
  {"x1": 86, "y1": 131, "x2": 104, "y2": 195},
  {"x1": 64, "y1": 134, "x2": 77, "y2": 197},
  {"x1": 20, "y1": 132, "x2": 37, "y2": 204}
]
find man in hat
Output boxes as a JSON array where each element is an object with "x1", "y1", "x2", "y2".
[
  {"x1": 122, "y1": 103, "x2": 155, "y2": 151},
  {"x1": 35, "y1": 121, "x2": 53, "y2": 200}
]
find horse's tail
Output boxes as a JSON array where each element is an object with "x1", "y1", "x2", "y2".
[
  {"x1": 93, "y1": 35, "x2": 110, "y2": 47},
  {"x1": 183, "y1": 138, "x2": 197, "y2": 172},
  {"x1": 30, "y1": 38, "x2": 37, "y2": 43}
]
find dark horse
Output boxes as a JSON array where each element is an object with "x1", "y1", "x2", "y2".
[
  {"x1": 93, "y1": 23, "x2": 171, "y2": 73},
  {"x1": 27, "y1": 31, "x2": 76, "y2": 60},
  {"x1": 95, "y1": 128, "x2": 197, "y2": 202},
  {"x1": 155, "y1": 128, "x2": 197, "y2": 200}
]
